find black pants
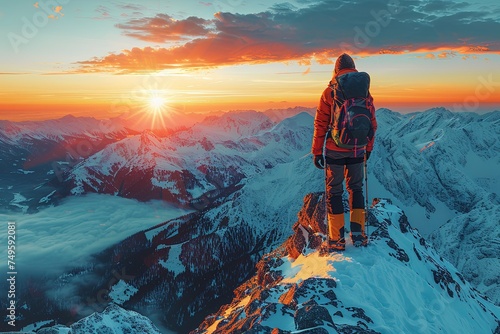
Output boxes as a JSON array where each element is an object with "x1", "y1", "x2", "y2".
[{"x1": 326, "y1": 159, "x2": 364, "y2": 215}]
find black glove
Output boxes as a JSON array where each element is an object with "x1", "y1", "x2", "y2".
[
  {"x1": 365, "y1": 151, "x2": 371, "y2": 160},
  {"x1": 313, "y1": 155, "x2": 325, "y2": 169}
]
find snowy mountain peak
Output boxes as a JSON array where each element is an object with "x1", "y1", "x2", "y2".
[
  {"x1": 263, "y1": 106, "x2": 316, "y2": 122},
  {"x1": 276, "y1": 111, "x2": 313, "y2": 129},
  {"x1": 63, "y1": 110, "x2": 314, "y2": 206},
  {"x1": 35, "y1": 303, "x2": 162, "y2": 333},
  {"x1": 423, "y1": 106, "x2": 454, "y2": 116},
  {"x1": 404, "y1": 107, "x2": 460, "y2": 130},
  {"x1": 194, "y1": 195, "x2": 500, "y2": 333},
  {"x1": 0, "y1": 115, "x2": 128, "y2": 144},
  {"x1": 139, "y1": 129, "x2": 161, "y2": 147},
  {"x1": 186, "y1": 110, "x2": 275, "y2": 141},
  {"x1": 375, "y1": 108, "x2": 403, "y2": 127}
]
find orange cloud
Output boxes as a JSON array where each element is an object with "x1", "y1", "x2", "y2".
[
  {"x1": 76, "y1": 43, "x2": 498, "y2": 74},
  {"x1": 76, "y1": 40, "x2": 331, "y2": 74},
  {"x1": 46, "y1": 5, "x2": 63, "y2": 19},
  {"x1": 116, "y1": 14, "x2": 211, "y2": 42},
  {"x1": 438, "y1": 51, "x2": 456, "y2": 58},
  {"x1": 378, "y1": 49, "x2": 402, "y2": 55}
]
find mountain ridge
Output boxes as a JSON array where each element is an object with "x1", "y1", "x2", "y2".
[
  {"x1": 193, "y1": 196, "x2": 500, "y2": 333},
  {"x1": 29, "y1": 196, "x2": 500, "y2": 333},
  {"x1": 1, "y1": 106, "x2": 499, "y2": 332},
  {"x1": 63, "y1": 110, "x2": 311, "y2": 208}
]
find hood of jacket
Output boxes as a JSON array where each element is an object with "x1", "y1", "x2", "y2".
[{"x1": 334, "y1": 53, "x2": 356, "y2": 75}]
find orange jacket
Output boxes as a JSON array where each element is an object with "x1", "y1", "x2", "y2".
[{"x1": 311, "y1": 68, "x2": 377, "y2": 156}]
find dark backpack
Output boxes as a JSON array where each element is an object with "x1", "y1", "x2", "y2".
[{"x1": 330, "y1": 72, "x2": 374, "y2": 149}]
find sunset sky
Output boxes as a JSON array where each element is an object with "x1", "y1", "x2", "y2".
[{"x1": 1, "y1": 0, "x2": 499, "y2": 122}]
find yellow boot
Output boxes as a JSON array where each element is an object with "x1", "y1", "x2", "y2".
[
  {"x1": 327, "y1": 213, "x2": 345, "y2": 250},
  {"x1": 350, "y1": 208, "x2": 367, "y2": 247}
]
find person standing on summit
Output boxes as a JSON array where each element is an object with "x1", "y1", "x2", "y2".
[{"x1": 311, "y1": 53, "x2": 378, "y2": 251}]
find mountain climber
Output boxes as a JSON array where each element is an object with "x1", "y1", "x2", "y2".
[{"x1": 311, "y1": 53, "x2": 377, "y2": 251}]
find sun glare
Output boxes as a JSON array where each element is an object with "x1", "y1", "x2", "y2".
[
  {"x1": 132, "y1": 89, "x2": 173, "y2": 129},
  {"x1": 148, "y1": 95, "x2": 167, "y2": 113}
]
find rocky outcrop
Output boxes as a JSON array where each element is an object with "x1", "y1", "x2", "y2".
[
  {"x1": 286, "y1": 193, "x2": 327, "y2": 259},
  {"x1": 194, "y1": 195, "x2": 500, "y2": 333}
]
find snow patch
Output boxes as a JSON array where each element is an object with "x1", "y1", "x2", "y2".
[
  {"x1": 109, "y1": 279, "x2": 138, "y2": 305},
  {"x1": 38, "y1": 190, "x2": 57, "y2": 204},
  {"x1": 159, "y1": 244, "x2": 185, "y2": 276},
  {"x1": 9, "y1": 192, "x2": 31, "y2": 213},
  {"x1": 21, "y1": 320, "x2": 53, "y2": 332}
]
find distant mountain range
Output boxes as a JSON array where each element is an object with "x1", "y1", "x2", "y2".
[{"x1": 0, "y1": 107, "x2": 498, "y2": 333}]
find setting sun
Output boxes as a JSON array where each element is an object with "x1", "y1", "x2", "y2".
[
  {"x1": 147, "y1": 91, "x2": 168, "y2": 114},
  {"x1": 127, "y1": 89, "x2": 173, "y2": 129},
  {"x1": 149, "y1": 96, "x2": 166, "y2": 111}
]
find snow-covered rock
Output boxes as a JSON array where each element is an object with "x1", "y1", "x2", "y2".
[
  {"x1": 36, "y1": 304, "x2": 161, "y2": 334},
  {"x1": 194, "y1": 196, "x2": 500, "y2": 333},
  {"x1": 370, "y1": 108, "x2": 500, "y2": 305},
  {"x1": 372, "y1": 108, "x2": 499, "y2": 230},
  {"x1": 429, "y1": 202, "x2": 500, "y2": 305}
]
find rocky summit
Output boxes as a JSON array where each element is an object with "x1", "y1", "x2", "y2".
[{"x1": 194, "y1": 195, "x2": 500, "y2": 334}]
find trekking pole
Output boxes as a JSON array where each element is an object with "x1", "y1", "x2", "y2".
[
  {"x1": 323, "y1": 136, "x2": 329, "y2": 246},
  {"x1": 364, "y1": 152, "x2": 369, "y2": 240}
]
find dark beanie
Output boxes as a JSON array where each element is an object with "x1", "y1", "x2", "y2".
[{"x1": 334, "y1": 53, "x2": 355, "y2": 74}]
